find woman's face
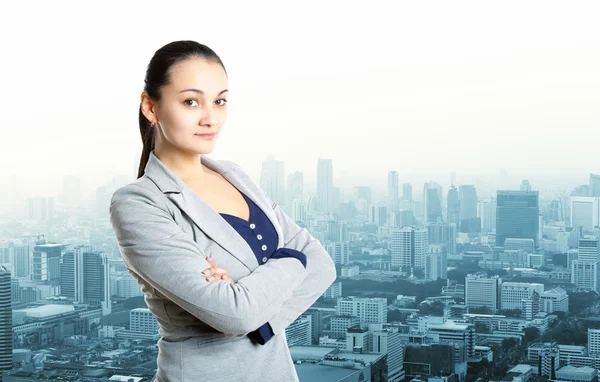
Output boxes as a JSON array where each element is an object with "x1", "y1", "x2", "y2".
[{"x1": 151, "y1": 57, "x2": 228, "y2": 155}]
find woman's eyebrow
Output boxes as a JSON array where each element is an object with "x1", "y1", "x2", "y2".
[{"x1": 179, "y1": 88, "x2": 228, "y2": 95}]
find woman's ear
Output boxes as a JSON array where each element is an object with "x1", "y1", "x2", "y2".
[{"x1": 140, "y1": 92, "x2": 158, "y2": 124}]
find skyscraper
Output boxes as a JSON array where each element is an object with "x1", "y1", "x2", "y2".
[
  {"x1": 447, "y1": 185, "x2": 460, "y2": 225},
  {"x1": 496, "y1": 191, "x2": 540, "y2": 247},
  {"x1": 32, "y1": 242, "x2": 67, "y2": 282},
  {"x1": 423, "y1": 181, "x2": 443, "y2": 223},
  {"x1": 590, "y1": 173, "x2": 600, "y2": 197},
  {"x1": 391, "y1": 227, "x2": 428, "y2": 271},
  {"x1": 403, "y1": 183, "x2": 413, "y2": 201},
  {"x1": 317, "y1": 158, "x2": 334, "y2": 213},
  {"x1": 0, "y1": 266, "x2": 12, "y2": 371},
  {"x1": 388, "y1": 171, "x2": 400, "y2": 213},
  {"x1": 260, "y1": 155, "x2": 285, "y2": 205},
  {"x1": 570, "y1": 196, "x2": 600, "y2": 232}
]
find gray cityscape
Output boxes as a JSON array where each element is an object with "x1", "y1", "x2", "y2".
[{"x1": 1, "y1": 164, "x2": 600, "y2": 381}]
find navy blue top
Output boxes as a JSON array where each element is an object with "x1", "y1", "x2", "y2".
[{"x1": 219, "y1": 192, "x2": 307, "y2": 345}]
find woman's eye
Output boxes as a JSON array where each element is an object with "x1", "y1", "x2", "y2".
[
  {"x1": 184, "y1": 99, "x2": 198, "y2": 107},
  {"x1": 216, "y1": 99, "x2": 228, "y2": 106}
]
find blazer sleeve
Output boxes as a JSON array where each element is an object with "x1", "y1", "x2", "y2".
[
  {"x1": 109, "y1": 183, "x2": 308, "y2": 336},
  {"x1": 266, "y1": 199, "x2": 337, "y2": 336}
]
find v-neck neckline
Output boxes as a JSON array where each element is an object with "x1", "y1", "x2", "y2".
[{"x1": 219, "y1": 192, "x2": 252, "y2": 224}]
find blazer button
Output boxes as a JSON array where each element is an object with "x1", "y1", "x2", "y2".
[
  {"x1": 257, "y1": 234, "x2": 263, "y2": 240},
  {"x1": 262, "y1": 256, "x2": 268, "y2": 263},
  {"x1": 261, "y1": 245, "x2": 267, "y2": 251},
  {"x1": 250, "y1": 223, "x2": 256, "y2": 229}
]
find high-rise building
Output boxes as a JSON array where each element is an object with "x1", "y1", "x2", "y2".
[
  {"x1": 465, "y1": 274, "x2": 502, "y2": 313},
  {"x1": 403, "y1": 183, "x2": 413, "y2": 201},
  {"x1": 447, "y1": 185, "x2": 460, "y2": 225},
  {"x1": 368, "y1": 203, "x2": 388, "y2": 226},
  {"x1": 572, "y1": 237, "x2": 600, "y2": 292},
  {"x1": 590, "y1": 173, "x2": 600, "y2": 197},
  {"x1": 326, "y1": 242, "x2": 350, "y2": 265},
  {"x1": 388, "y1": 171, "x2": 400, "y2": 212},
  {"x1": 588, "y1": 329, "x2": 600, "y2": 356},
  {"x1": 317, "y1": 158, "x2": 334, "y2": 213},
  {"x1": 130, "y1": 308, "x2": 159, "y2": 333},
  {"x1": 337, "y1": 296, "x2": 387, "y2": 324},
  {"x1": 0, "y1": 266, "x2": 12, "y2": 371},
  {"x1": 391, "y1": 227, "x2": 428, "y2": 271},
  {"x1": 372, "y1": 326, "x2": 404, "y2": 382},
  {"x1": 260, "y1": 155, "x2": 285, "y2": 206},
  {"x1": 84, "y1": 252, "x2": 111, "y2": 315},
  {"x1": 27, "y1": 196, "x2": 55, "y2": 221},
  {"x1": 286, "y1": 316, "x2": 312, "y2": 346},
  {"x1": 496, "y1": 191, "x2": 540, "y2": 247},
  {"x1": 32, "y1": 242, "x2": 66, "y2": 282},
  {"x1": 424, "y1": 182, "x2": 443, "y2": 223},
  {"x1": 459, "y1": 185, "x2": 478, "y2": 220},
  {"x1": 570, "y1": 196, "x2": 600, "y2": 232}
]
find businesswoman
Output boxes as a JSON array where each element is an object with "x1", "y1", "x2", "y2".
[{"x1": 109, "y1": 40, "x2": 337, "y2": 382}]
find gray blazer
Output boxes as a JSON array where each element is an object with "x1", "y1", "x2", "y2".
[{"x1": 109, "y1": 151, "x2": 337, "y2": 382}]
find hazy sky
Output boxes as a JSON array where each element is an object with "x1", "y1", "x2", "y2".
[{"x1": 1, "y1": 1, "x2": 599, "y2": 199}]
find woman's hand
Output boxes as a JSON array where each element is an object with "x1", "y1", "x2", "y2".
[{"x1": 203, "y1": 257, "x2": 234, "y2": 283}]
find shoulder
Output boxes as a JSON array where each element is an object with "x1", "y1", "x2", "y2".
[{"x1": 110, "y1": 177, "x2": 167, "y2": 213}]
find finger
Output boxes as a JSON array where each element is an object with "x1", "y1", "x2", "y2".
[
  {"x1": 206, "y1": 257, "x2": 217, "y2": 268},
  {"x1": 221, "y1": 274, "x2": 234, "y2": 283},
  {"x1": 202, "y1": 268, "x2": 215, "y2": 276},
  {"x1": 210, "y1": 267, "x2": 229, "y2": 276}
]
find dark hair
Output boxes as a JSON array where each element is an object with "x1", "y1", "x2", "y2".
[{"x1": 137, "y1": 40, "x2": 227, "y2": 179}]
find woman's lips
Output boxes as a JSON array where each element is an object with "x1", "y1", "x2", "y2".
[{"x1": 195, "y1": 133, "x2": 216, "y2": 140}]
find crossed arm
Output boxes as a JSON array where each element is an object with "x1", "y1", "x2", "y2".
[{"x1": 109, "y1": 184, "x2": 311, "y2": 335}]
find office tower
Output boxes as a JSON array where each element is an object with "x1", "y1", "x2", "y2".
[
  {"x1": 496, "y1": 191, "x2": 540, "y2": 247},
  {"x1": 326, "y1": 243, "x2": 350, "y2": 265},
  {"x1": 326, "y1": 221, "x2": 340, "y2": 242},
  {"x1": 86, "y1": 252, "x2": 111, "y2": 315},
  {"x1": 355, "y1": 186, "x2": 372, "y2": 205},
  {"x1": 331, "y1": 316, "x2": 360, "y2": 339},
  {"x1": 32, "y1": 242, "x2": 66, "y2": 282},
  {"x1": 427, "y1": 223, "x2": 457, "y2": 255},
  {"x1": 3, "y1": 244, "x2": 30, "y2": 278},
  {"x1": 423, "y1": 181, "x2": 443, "y2": 223},
  {"x1": 396, "y1": 210, "x2": 415, "y2": 228},
  {"x1": 286, "y1": 171, "x2": 304, "y2": 205},
  {"x1": 388, "y1": 171, "x2": 400, "y2": 212},
  {"x1": 425, "y1": 250, "x2": 447, "y2": 281},
  {"x1": 346, "y1": 326, "x2": 369, "y2": 351},
  {"x1": 27, "y1": 196, "x2": 55, "y2": 221},
  {"x1": 521, "y1": 291, "x2": 541, "y2": 320},
  {"x1": 391, "y1": 227, "x2": 428, "y2": 271},
  {"x1": 60, "y1": 245, "x2": 92, "y2": 302},
  {"x1": 286, "y1": 316, "x2": 312, "y2": 346},
  {"x1": 130, "y1": 308, "x2": 159, "y2": 334},
  {"x1": 459, "y1": 185, "x2": 478, "y2": 220},
  {"x1": 548, "y1": 200, "x2": 562, "y2": 222},
  {"x1": 369, "y1": 204, "x2": 388, "y2": 226},
  {"x1": 572, "y1": 237, "x2": 600, "y2": 292},
  {"x1": 403, "y1": 183, "x2": 413, "y2": 201},
  {"x1": 570, "y1": 196, "x2": 600, "y2": 232},
  {"x1": 521, "y1": 180, "x2": 532, "y2": 192},
  {"x1": 428, "y1": 322, "x2": 475, "y2": 359},
  {"x1": 372, "y1": 327, "x2": 404, "y2": 382},
  {"x1": 500, "y1": 282, "x2": 544, "y2": 310},
  {"x1": 317, "y1": 158, "x2": 334, "y2": 213},
  {"x1": 478, "y1": 197, "x2": 497, "y2": 235},
  {"x1": 538, "y1": 343, "x2": 560, "y2": 379},
  {"x1": 447, "y1": 185, "x2": 460, "y2": 225},
  {"x1": 291, "y1": 200, "x2": 307, "y2": 224},
  {"x1": 590, "y1": 173, "x2": 600, "y2": 197},
  {"x1": 0, "y1": 266, "x2": 12, "y2": 371},
  {"x1": 260, "y1": 155, "x2": 285, "y2": 205},
  {"x1": 337, "y1": 296, "x2": 387, "y2": 324},
  {"x1": 588, "y1": 329, "x2": 600, "y2": 356},
  {"x1": 465, "y1": 274, "x2": 502, "y2": 313}
]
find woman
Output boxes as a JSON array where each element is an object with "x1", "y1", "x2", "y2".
[{"x1": 109, "y1": 40, "x2": 337, "y2": 381}]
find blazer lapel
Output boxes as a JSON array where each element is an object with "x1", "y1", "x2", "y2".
[{"x1": 143, "y1": 151, "x2": 283, "y2": 272}]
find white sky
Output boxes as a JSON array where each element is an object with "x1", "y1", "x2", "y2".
[{"x1": 1, "y1": 0, "x2": 599, "y2": 199}]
